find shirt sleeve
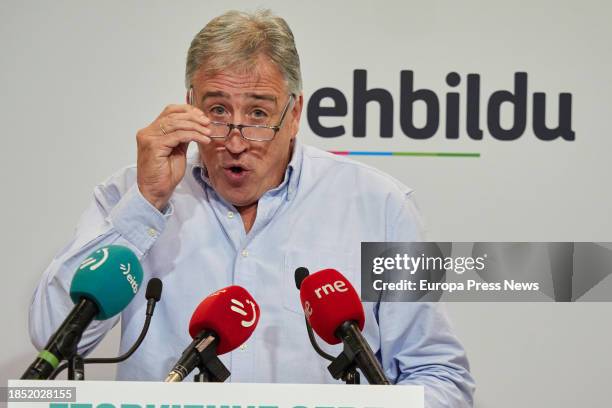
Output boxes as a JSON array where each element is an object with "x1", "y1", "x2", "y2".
[
  {"x1": 378, "y1": 190, "x2": 476, "y2": 408},
  {"x1": 28, "y1": 178, "x2": 171, "y2": 356}
]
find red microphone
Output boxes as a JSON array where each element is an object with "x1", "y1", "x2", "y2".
[
  {"x1": 189, "y1": 285, "x2": 260, "y2": 354},
  {"x1": 299, "y1": 268, "x2": 365, "y2": 344},
  {"x1": 165, "y1": 285, "x2": 260, "y2": 382},
  {"x1": 299, "y1": 269, "x2": 389, "y2": 385}
]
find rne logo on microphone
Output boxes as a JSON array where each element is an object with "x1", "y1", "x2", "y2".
[
  {"x1": 230, "y1": 298, "x2": 257, "y2": 328},
  {"x1": 303, "y1": 300, "x2": 313, "y2": 318},
  {"x1": 314, "y1": 280, "x2": 348, "y2": 299}
]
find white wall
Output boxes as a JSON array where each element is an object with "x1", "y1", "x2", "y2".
[{"x1": 2, "y1": 1, "x2": 611, "y2": 406}]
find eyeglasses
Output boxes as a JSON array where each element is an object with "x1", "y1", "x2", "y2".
[{"x1": 189, "y1": 89, "x2": 294, "y2": 142}]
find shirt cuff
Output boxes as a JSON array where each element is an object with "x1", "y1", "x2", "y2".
[{"x1": 108, "y1": 185, "x2": 172, "y2": 255}]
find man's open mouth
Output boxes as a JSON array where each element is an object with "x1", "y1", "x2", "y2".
[{"x1": 223, "y1": 164, "x2": 250, "y2": 183}]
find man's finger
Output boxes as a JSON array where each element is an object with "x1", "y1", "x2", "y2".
[
  {"x1": 158, "y1": 103, "x2": 204, "y2": 119},
  {"x1": 160, "y1": 130, "x2": 211, "y2": 147},
  {"x1": 166, "y1": 111, "x2": 210, "y2": 126},
  {"x1": 159, "y1": 119, "x2": 211, "y2": 137}
]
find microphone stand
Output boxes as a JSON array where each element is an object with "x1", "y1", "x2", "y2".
[
  {"x1": 164, "y1": 332, "x2": 231, "y2": 383},
  {"x1": 49, "y1": 310, "x2": 153, "y2": 380},
  {"x1": 67, "y1": 355, "x2": 85, "y2": 380},
  {"x1": 190, "y1": 334, "x2": 230, "y2": 383},
  {"x1": 304, "y1": 318, "x2": 361, "y2": 384},
  {"x1": 192, "y1": 354, "x2": 230, "y2": 383},
  {"x1": 332, "y1": 321, "x2": 390, "y2": 385},
  {"x1": 50, "y1": 278, "x2": 162, "y2": 380}
]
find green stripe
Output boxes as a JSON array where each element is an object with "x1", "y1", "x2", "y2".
[
  {"x1": 392, "y1": 151, "x2": 481, "y2": 157},
  {"x1": 38, "y1": 350, "x2": 60, "y2": 368}
]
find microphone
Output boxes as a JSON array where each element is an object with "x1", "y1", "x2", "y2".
[
  {"x1": 48, "y1": 278, "x2": 162, "y2": 379},
  {"x1": 144, "y1": 277, "x2": 163, "y2": 315},
  {"x1": 165, "y1": 285, "x2": 260, "y2": 382},
  {"x1": 294, "y1": 267, "x2": 310, "y2": 290},
  {"x1": 299, "y1": 268, "x2": 390, "y2": 385},
  {"x1": 22, "y1": 245, "x2": 143, "y2": 380}
]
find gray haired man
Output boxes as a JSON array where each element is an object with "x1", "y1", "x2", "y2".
[{"x1": 30, "y1": 10, "x2": 475, "y2": 408}]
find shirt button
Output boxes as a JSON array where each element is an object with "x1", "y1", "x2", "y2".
[
  {"x1": 147, "y1": 228, "x2": 157, "y2": 237},
  {"x1": 241, "y1": 249, "x2": 249, "y2": 258},
  {"x1": 227, "y1": 211, "x2": 234, "y2": 219}
]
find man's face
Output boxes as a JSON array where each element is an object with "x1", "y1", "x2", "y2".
[{"x1": 189, "y1": 57, "x2": 302, "y2": 209}]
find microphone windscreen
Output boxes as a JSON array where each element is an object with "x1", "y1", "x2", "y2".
[
  {"x1": 69, "y1": 245, "x2": 143, "y2": 320},
  {"x1": 189, "y1": 285, "x2": 260, "y2": 355},
  {"x1": 145, "y1": 278, "x2": 163, "y2": 302},
  {"x1": 299, "y1": 268, "x2": 365, "y2": 345},
  {"x1": 294, "y1": 267, "x2": 310, "y2": 289}
]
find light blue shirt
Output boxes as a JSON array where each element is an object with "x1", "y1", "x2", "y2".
[{"x1": 29, "y1": 141, "x2": 474, "y2": 407}]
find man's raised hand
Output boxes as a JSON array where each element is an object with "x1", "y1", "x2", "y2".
[{"x1": 136, "y1": 104, "x2": 211, "y2": 211}]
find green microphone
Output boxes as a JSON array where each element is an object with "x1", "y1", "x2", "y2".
[{"x1": 21, "y1": 245, "x2": 143, "y2": 380}]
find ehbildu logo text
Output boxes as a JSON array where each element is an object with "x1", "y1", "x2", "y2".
[{"x1": 307, "y1": 70, "x2": 574, "y2": 141}]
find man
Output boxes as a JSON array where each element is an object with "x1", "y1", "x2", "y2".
[{"x1": 29, "y1": 9, "x2": 475, "y2": 407}]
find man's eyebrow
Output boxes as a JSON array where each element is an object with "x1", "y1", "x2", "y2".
[
  {"x1": 245, "y1": 93, "x2": 277, "y2": 104},
  {"x1": 201, "y1": 91, "x2": 230, "y2": 103}
]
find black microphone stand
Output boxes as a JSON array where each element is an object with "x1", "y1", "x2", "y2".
[
  {"x1": 192, "y1": 342, "x2": 230, "y2": 383},
  {"x1": 50, "y1": 311, "x2": 153, "y2": 380},
  {"x1": 67, "y1": 355, "x2": 85, "y2": 380},
  {"x1": 50, "y1": 278, "x2": 163, "y2": 380},
  {"x1": 304, "y1": 318, "x2": 361, "y2": 384}
]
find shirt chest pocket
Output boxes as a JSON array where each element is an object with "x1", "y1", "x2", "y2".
[{"x1": 282, "y1": 247, "x2": 360, "y2": 315}]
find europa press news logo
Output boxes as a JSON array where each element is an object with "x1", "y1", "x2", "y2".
[{"x1": 307, "y1": 70, "x2": 575, "y2": 158}]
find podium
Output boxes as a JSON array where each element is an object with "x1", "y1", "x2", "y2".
[{"x1": 7, "y1": 380, "x2": 423, "y2": 408}]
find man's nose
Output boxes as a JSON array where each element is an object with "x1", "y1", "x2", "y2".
[{"x1": 224, "y1": 127, "x2": 248, "y2": 154}]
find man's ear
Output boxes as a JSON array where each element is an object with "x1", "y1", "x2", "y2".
[{"x1": 290, "y1": 93, "x2": 304, "y2": 136}]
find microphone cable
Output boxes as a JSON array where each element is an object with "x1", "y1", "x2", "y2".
[{"x1": 49, "y1": 278, "x2": 162, "y2": 379}]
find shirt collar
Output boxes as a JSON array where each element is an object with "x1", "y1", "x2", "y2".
[{"x1": 192, "y1": 139, "x2": 303, "y2": 202}]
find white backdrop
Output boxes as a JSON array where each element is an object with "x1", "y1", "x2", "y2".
[{"x1": 1, "y1": 1, "x2": 611, "y2": 407}]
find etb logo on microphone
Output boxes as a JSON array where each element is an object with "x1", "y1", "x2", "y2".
[
  {"x1": 120, "y1": 263, "x2": 139, "y2": 294},
  {"x1": 230, "y1": 298, "x2": 258, "y2": 328},
  {"x1": 79, "y1": 247, "x2": 139, "y2": 294},
  {"x1": 79, "y1": 248, "x2": 109, "y2": 271}
]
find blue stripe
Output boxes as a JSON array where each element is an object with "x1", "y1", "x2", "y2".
[{"x1": 346, "y1": 151, "x2": 393, "y2": 156}]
